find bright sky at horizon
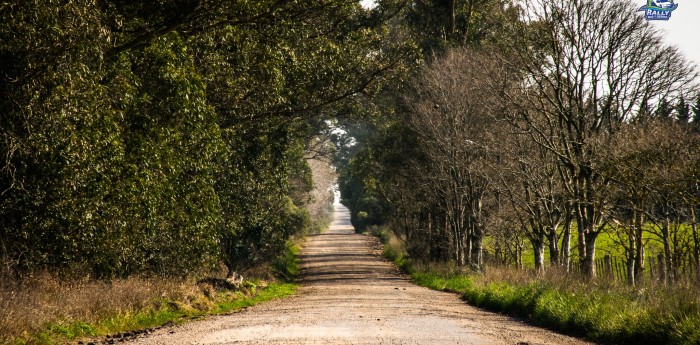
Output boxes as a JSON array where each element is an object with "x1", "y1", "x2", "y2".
[{"x1": 643, "y1": 0, "x2": 700, "y2": 69}]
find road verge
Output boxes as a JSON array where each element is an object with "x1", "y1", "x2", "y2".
[{"x1": 372, "y1": 226, "x2": 700, "y2": 345}]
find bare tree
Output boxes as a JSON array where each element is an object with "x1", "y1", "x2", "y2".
[
  {"x1": 504, "y1": 0, "x2": 698, "y2": 277},
  {"x1": 641, "y1": 120, "x2": 700, "y2": 283},
  {"x1": 497, "y1": 129, "x2": 565, "y2": 273},
  {"x1": 404, "y1": 48, "x2": 509, "y2": 269},
  {"x1": 601, "y1": 117, "x2": 700, "y2": 284}
]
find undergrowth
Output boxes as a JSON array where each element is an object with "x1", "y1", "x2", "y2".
[
  {"x1": 0, "y1": 241, "x2": 302, "y2": 345},
  {"x1": 375, "y1": 226, "x2": 700, "y2": 345}
]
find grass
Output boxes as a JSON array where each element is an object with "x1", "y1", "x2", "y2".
[
  {"x1": 0, "y1": 241, "x2": 302, "y2": 345},
  {"x1": 458, "y1": 272, "x2": 700, "y2": 345},
  {"x1": 376, "y1": 227, "x2": 700, "y2": 345},
  {"x1": 214, "y1": 282, "x2": 297, "y2": 313}
]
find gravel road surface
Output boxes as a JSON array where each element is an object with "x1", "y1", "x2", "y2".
[{"x1": 128, "y1": 204, "x2": 594, "y2": 345}]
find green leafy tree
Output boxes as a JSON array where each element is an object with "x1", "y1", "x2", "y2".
[
  {"x1": 0, "y1": 0, "x2": 116, "y2": 275},
  {"x1": 216, "y1": 123, "x2": 311, "y2": 276},
  {"x1": 676, "y1": 95, "x2": 691, "y2": 123},
  {"x1": 692, "y1": 94, "x2": 700, "y2": 125},
  {"x1": 377, "y1": 0, "x2": 521, "y2": 53},
  {"x1": 110, "y1": 34, "x2": 223, "y2": 277},
  {"x1": 1, "y1": 0, "x2": 411, "y2": 279}
]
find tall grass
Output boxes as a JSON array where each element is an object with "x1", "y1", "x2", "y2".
[
  {"x1": 0, "y1": 275, "x2": 196, "y2": 344},
  {"x1": 0, "y1": 274, "x2": 297, "y2": 345},
  {"x1": 377, "y1": 228, "x2": 700, "y2": 345},
  {"x1": 0, "y1": 239, "x2": 303, "y2": 345},
  {"x1": 462, "y1": 268, "x2": 700, "y2": 345}
]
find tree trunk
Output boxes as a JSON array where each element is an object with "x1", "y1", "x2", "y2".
[
  {"x1": 662, "y1": 210, "x2": 673, "y2": 284},
  {"x1": 463, "y1": 0, "x2": 475, "y2": 44},
  {"x1": 470, "y1": 224, "x2": 484, "y2": 271},
  {"x1": 658, "y1": 253, "x2": 667, "y2": 284},
  {"x1": 447, "y1": 0, "x2": 456, "y2": 39},
  {"x1": 634, "y1": 209, "x2": 645, "y2": 283},
  {"x1": 439, "y1": 210, "x2": 449, "y2": 261},
  {"x1": 582, "y1": 232, "x2": 598, "y2": 279},
  {"x1": 468, "y1": 194, "x2": 483, "y2": 270},
  {"x1": 455, "y1": 229, "x2": 463, "y2": 266},
  {"x1": 623, "y1": 217, "x2": 635, "y2": 285},
  {"x1": 531, "y1": 234, "x2": 546, "y2": 274},
  {"x1": 548, "y1": 226, "x2": 560, "y2": 266},
  {"x1": 465, "y1": 217, "x2": 473, "y2": 266},
  {"x1": 427, "y1": 210, "x2": 432, "y2": 258},
  {"x1": 561, "y1": 203, "x2": 572, "y2": 272},
  {"x1": 578, "y1": 221, "x2": 586, "y2": 273},
  {"x1": 671, "y1": 217, "x2": 681, "y2": 283},
  {"x1": 691, "y1": 207, "x2": 700, "y2": 283},
  {"x1": 626, "y1": 251, "x2": 635, "y2": 286},
  {"x1": 401, "y1": 207, "x2": 410, "y2": 243}
]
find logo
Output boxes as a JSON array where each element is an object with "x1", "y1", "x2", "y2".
[{"x1": 638, "y1": 0, "x2": 678, "y2": 21}]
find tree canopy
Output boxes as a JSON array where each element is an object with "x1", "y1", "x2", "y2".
[{"x1": 0, "y1": 0, "x2": 410, "y2": 279}]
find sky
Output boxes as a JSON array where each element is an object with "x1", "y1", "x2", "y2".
[
  {"x1": 360, "y1": 0, "x2": 375, "y2": 8},
  {"x1": 645, "y1": 1, "x2": 700, "y2": 68},
  {"x1": 360, "y1": 0, "x2": 700, "y2": 68}
]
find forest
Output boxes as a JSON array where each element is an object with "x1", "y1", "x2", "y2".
[
  {"x1": 339, "y1": 0, "x2": 700, "y2": 285},
  {"x1": 1, "y1": 0, "x2": 700, "y2": 343},
  {"x1": 0, "y1": 0, "x2": 412, "y2": 280}
]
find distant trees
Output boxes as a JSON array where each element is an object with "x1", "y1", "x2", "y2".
[
  {"x1": 381, "y1": 0, "x2": 521, "y2": 51},
  {"x1": 401, "y1": 49, "x2": 509, "y2": 269},
  {"x1": 338, "y1": 0, "x2": 524, "y2": 271}
]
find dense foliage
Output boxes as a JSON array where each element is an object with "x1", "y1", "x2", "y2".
[{"x1": 0, "y1": 0, "x2": 409, "y2": 279}]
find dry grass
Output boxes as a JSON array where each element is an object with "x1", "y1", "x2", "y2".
[
  {"x1": 0, "y1": 273, "x2": 199, "y2": 344},
  {"x1": 377, "y1": 230, "x2": 700, "y2": 344},
  {"x1": 0, "y1": 251, "x2": 300, "y2": 345}
]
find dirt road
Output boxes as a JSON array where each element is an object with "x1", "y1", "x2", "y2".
[{"x1": 129, "y1": 205, "x2": 593, "y2": 345}]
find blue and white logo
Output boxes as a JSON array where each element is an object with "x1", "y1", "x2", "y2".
[{"x1": 638, "y1": 0, "x2": 678, "y2": 21}]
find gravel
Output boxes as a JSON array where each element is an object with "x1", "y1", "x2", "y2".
[{"x1": 126, "y1": 205, "x2": 595, "y2": 345}]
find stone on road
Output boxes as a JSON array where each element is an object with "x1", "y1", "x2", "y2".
[{"x1": 129, "y1": 204, "x2": 594, "y2": 345}]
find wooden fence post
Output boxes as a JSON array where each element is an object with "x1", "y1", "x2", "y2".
[
  {"x1": 617, "y1": 260, "x2": 625, "y2": 281},
  {"x1": 604, "y1": 255, "x2": 613, "y2": 279}
]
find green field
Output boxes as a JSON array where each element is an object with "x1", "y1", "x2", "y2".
[{"x1": 488, "y1": 222, "x2": 696, "y2": 273}]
